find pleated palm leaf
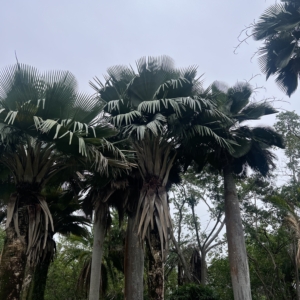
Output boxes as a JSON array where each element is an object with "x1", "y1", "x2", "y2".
[
  {"x1": 0, "y1": 64, "x2": 128, "y2": 172},
  {"x1": 0, "y1": 64, "x2": 130, "y2": 300},
  {"x1": 193, "y1": 81, "x2": 284, "y2": 300},
  {"x1": 253, "y1": 0, "x2": 300, "y2": 96},
  {"x1": 90, "y1": 56, "x2": 232, "y2": 300}
]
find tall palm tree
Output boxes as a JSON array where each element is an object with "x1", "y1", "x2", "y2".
[
  {"x1": 192, "y1": 81, "x2": 284, "y2": 300},
  {"x1": 253, "y1": 0, "x2": 300, "y2": 96},
  {"x1": 0, "y1": 63, "x2": 129, "y2": 300},
  {"x1": 90, "y1": 56, "x2": 232, "y2": 300}
]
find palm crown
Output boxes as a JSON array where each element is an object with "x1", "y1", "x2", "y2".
[
  {"x1": 204, "y1": 81, "x2": 284, "y2": 175},
  {"x1": 253, "y1": 0, "x2": 300, "y2": 96}
]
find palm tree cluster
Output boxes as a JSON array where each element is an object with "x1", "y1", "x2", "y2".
[{"x1": 0, "y1": 56, "x2": 284, "y2": 300}]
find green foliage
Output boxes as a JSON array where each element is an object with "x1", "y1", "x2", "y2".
[
  {"x1": 44, "y1": 242, "x2": 88, "y2": 300},
  {"x1": 208, "y1": 258, "x2": 233, "y2": 300},
  {"x1": 275, "y1": 111, "x2": 300, "y2": 179},
  {"x1": 169, "y1": 283, "x2": 219, "y2": 300}
]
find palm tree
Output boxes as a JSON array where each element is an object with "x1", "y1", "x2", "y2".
[
  {"x1": 193, "y1": 81, "x2": 284, "y2": 299},
  {"x1": 253, "y1": 0, "x2": 300, "y2": 96},
  {"x1": 90, "y1": 56, "x2": 232, "y2": 300},
  {"x1": 0, "y1": 63, "x2": 129, "y2": 299}
]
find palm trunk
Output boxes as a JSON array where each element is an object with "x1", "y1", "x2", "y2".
[
  {"x1": 21, "y1": 252, "x2": 52, "y2": 300},
  {"x1": 124, "y1": 214, "x2": 144, "y2": 300},
  {"x1": 20, "y1": 262, "x2": 34, "y2": 300},
  {"x1": 148, "y1": 229, "x2": 164, "y2": 300},
  {"x1": 133, "y1": 135, "x2": 175, "y2": 300},
  {"x1": 0, "y1": 221, "x2": 27, "y2": 300},
  {"x1": 223, "y1": 165, "x2": 252, "y2": 300},
  {"x1": 89, "y1": 204, "x2": 108, "y2": 300}
]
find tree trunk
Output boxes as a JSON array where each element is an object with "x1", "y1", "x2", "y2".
[
  {"x1": 21, "y1": 252, "x2": 52, "y2": 300},
  {"x1": 294, "y1": 241, "x2": 300, "y2": 300},
  {"x1": 171, "y1": 233, "x2": 192, "y2": 283},
  {"x1": 223, "y1": 165, "x2": 252, "y2": 300},
  {"x1": 147, "y1": 230, "x2": 164, "y2": 300},
  {"x1": 200, "y1": 250, "x2": 207, "y2": 285},
  {"x1": 0, "y1": 222, "x2": 27, "y2": 300},
  {"x1": 89, "y1": 205, "x2": 108, "y2": 300},
  {"x1": 20, "y1": 262, "x2": 34, "y2": 300},
  {"x1": 124, "y1": 214, "x2": 144, "y2": 300}
]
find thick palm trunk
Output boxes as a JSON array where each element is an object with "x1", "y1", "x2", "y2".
[
  {"x1": 21, "y1": 252, "x2": 52, "y2": 300},
  {"x1": 148, "y1": 229, "x2": 164, "y2": 300},
  {"x1": 89, "y1": 205, "x2": 107, "y2": 300},
  {"x1": 223, "y1": 165, "x2": 252, "y2": 300},
  {"x1": 0, "y1": 221, "x2": 27, "y2": 300},
  {"x1": 125, "y1": 214, "x2": 144, "y2": 300},
  {"x1": 20, "y1": 262, "x2": 34, "y2": 300},
  {"x1": 133, "y1": 136, "x2": 175, "y2": 300}
]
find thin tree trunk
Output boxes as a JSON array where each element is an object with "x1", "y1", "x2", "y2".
[
  {"x1": 125, "y1": 214, "x2": 144, "y2": 300},
  {"x1": 89, "y1": 205, "x2": 108, "y2": 300},
  {"x1": 148, "y1": 229, "x2": 164, "y2": 300},
  {"x1": 200, "y1": 250, "x2": 207, "y2": 285},
  {"x1": 177, "y1": 200, "x2": 184, "y2": 286},
  {"x1": 171, "y1": 233, "x2": 192, "y2": 282},
  {"x1": 190, "y1": 203, "x2": 206, "y2": 284},
  {"x1": 223, "y1": 165, "x2": 252, "y2": 300},
  {"x1": 294, "y1": 241, "x2": 300, "y2": 300},
  {"x1": 0, "y1": 222, "x2": 27, "y2": 300}
]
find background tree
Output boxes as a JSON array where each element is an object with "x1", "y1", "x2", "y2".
[{"x1": 170, "y1": 167, "x2": 226, "y2": 285}]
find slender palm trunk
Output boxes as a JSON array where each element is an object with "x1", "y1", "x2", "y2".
[
  {"x1": 125, "y1": 214, "x2": 144, "y2": 300},
  {"x1": 0, "y1": 218, "x2": 27, "y2": 300},
  {"x1": 89, "y1": 205, "x2": 108, "y2": 300},
  {"x1": 223, "y1": 165, "x2": 252, "y2": 300},
  {"x1": 148, "y1": 229, "x2": 164, "y2": 300}
]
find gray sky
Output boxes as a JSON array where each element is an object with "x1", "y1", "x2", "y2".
[{"x1": 2, "y1": 0, "x2": 300, "y2": 112}]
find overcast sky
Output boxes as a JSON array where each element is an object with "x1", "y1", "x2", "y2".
[
  {"x1": 2, "y1": 0, "x2": 299, "y2": 110},
  {"x1": 2, "y1": 0, "x2": 297, "y2": 234}
]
